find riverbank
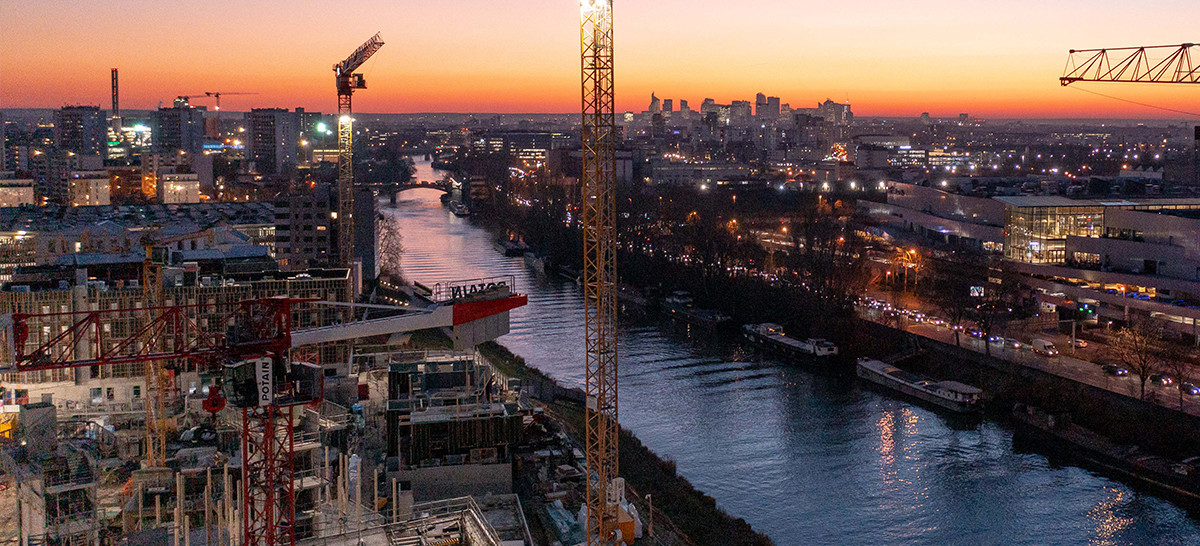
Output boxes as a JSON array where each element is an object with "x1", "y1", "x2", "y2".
[{"x1": 478, "y1": 341, "x2": 774, "y2": 546}]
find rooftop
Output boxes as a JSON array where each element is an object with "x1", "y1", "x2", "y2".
[
  {"x1": 994, "y1": 196, "x2": 1200, "y2": 208},
  {"x1": 0, "y1": 202, "x2": 274, "y2": 233}
]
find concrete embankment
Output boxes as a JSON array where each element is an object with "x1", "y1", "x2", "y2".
[{"x1": 478, "y1": 341, "x2": 775, "y2": 546}]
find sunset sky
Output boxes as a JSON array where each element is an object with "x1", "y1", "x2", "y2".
[{"x1": 3, "y1": 0, "x2": 1200, "y2": 119}]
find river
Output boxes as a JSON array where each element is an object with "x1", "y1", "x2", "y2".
[{"x1": 385, "y1": 166, "x2": 1200, "y2": 545}]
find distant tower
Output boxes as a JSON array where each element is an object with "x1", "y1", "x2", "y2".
[
  {"x1": 755, "y1": 92, "x2": 768, "y2": 117},
  {"x1": 110, "y1": 68, "x2": 122, "y2": 136},
  {"x1": 662, "y1": 99, "x2": 673, "y2": 113},
  {"x1": 648, "y1": 93, "x2": 661, "y2": 114}
]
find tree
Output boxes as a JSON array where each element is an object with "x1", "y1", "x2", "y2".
[
  {"x1": 927, "y1": 251, "x2": 987, "y2": 347},
  {"x1": 973, "y1": 256, "x2": 1020, "y2": 357},
  {"x1": 1112, "y1": 316, "x2": 1167, "y2": 400},
  {"x1": 1159, "y1": 337, "x2": 1194, "y2": 410}
]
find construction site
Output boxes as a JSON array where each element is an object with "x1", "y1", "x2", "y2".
[{"x1": 0, "y1": 2, "x2": 645, "y2": 544}]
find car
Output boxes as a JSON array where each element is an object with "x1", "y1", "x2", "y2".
[
  {"x1": 1180, "y1": 382, "x2": 1200, "y2": 396},
  {"x1": 928, "y1": 318, "x2": 946, "y2": 327},
  {"x1": 968, "y1": 329, "x2": 985, "y2": 339},
  {"x1": 951, "y1": 324, "x2": 965, "y2": 331},
  {"x1": 913, "y1": 312, "x2": 926, "y2": 322},
  {"x1": 987, "y1": 335, "x2": 1003, "y2": 343},
  {"x1": 1149, "y1": 373, "x2": 1174, "y2": 386},
  {"x1": 1072, "y1": 339, "x2": 1088, "y2": 348},
  {"x1": 1103, "y1": 365, "x2": 1130, "y2": 376}
]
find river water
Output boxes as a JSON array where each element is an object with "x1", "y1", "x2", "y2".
[{"x1": 385, "y1": 166, "x2": 1200, "y2": 545}]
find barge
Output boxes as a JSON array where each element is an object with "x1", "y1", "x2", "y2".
[
  {"x1": 742, "y1": 323, "x2": 838, "y2": 358},
  {"x1": 856, "y1": 357, "x2": 982, "y2": 413}
]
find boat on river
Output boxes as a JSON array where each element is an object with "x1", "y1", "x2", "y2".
[
  {"x1": 662, "y1": 291, "x2": 731, "y2": 329},
  {"x1": 1012, "y1": 404, "x2": 1200, "y2": 505},
  {"x1": 449, "y1": 201, "x2": 471, "y2": 217},
  {"x1": 742, "y1": 323, "x2": 838, "y2": 359},
  {"x1": 856, "y1": 358, "x2": 982, "y2": 413},
  {"x1": 494, "y1": 238, "x2": 528, "y2": 257}
]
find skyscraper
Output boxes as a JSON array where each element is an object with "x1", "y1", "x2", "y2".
[
  {"x1": 53, "y1": 106, "x2": 104, "y2": 156},
  {"x1": 755, "y1": 92, "x2": 768, "y2": 118},
  {"x1": 648, "y1": 93, "x2": 661, "y2": 114},
  {"x1": 662, "y1": 99, "x2": 673, "y2": 113}
]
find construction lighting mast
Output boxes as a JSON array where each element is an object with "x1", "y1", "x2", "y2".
[
  {"x1": 334, "y1": 33, "x2": 384, "y2": 268},
  {"x1": 580, "y1": 1, "x2": 619, "y2": 543}
]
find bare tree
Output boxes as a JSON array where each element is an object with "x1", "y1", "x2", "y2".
[
  {"x1": 928, "y1": 251, "x2": 987, "y2": 347},
  {"x1": 376, "y1": 211, "x2": 405, "y2": 283},
  {"x1": 1112, "y1": 316, "x2": 1167, "y2": 401},
  {"x1": 973, "y1": 256, "x2": 1020, "y2": 357},
  {"x1": 1160, "y1": 338, "x2": 1195, "y2": 410}
]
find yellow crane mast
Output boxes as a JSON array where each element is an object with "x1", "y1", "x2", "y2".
[
  {"x1": 334, "y1": 33, "x2": 385, "y2": 269},
  {"x1": 580, "y1": 1, "x2": 620, "y2": 543}
]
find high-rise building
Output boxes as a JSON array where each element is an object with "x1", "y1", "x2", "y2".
[
  {"x1": 766, "y1": 96, "x2": 781, "y2": 121},
  {"x1": 152, "y1": 104, "x2": 205, "y2": 156},
  {"x1": 53, "y1": 106, "x2": 104, "y2": 156},
  {"x1": 648, "y1": 93, "x2": 661, "y2": 114},
  {"x1": 0, "y1": 111, "x2": 6, "y2": 171},
  {"x1": 755, "y1": 93, "x2": 768, "y2": 117},
  {"x1": 662, "y1": 99, "x2": 673, "y2": 113},
  {"x1": 248, "y1": 108, "x2": 299, "y2": 176},
  {"x1": 730, "y1": 101, "x2": 753, "y2": 125}
]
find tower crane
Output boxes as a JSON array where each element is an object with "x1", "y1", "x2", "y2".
[
  {"x1": 1061, "y1": 43, "x2": 1200, "y2": 185},
  {"x1": 1061, "y1": 43, "x2": 1200, "y2": 86},
  {"x1": 580, "y1": 1, "x2": 620, "y2": 543},
  {"x1": 1, "y1": 287, "x2": 526, "y2": 546},
  {"x1": 333, "y1": 33, "x2": 385, "y2": 269}
]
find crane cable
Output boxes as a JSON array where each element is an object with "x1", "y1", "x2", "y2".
[{"x1": 1066, "y1": 84, "x2": 1200, "y2": 118}]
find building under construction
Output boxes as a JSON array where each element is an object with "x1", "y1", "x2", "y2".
[{"x1": 379, "y1": 351, "x2": 527, "y2": 502}]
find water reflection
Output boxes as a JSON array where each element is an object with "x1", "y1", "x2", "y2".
[{"x1": 386, "y1": 184, "x2": 1200, "y2": 546}]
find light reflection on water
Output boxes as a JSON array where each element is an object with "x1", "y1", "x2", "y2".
[{"x1": 388, "y1": 184, "x2": 1200, "y2": 545}]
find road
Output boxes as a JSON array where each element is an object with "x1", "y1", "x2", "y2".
[{"x1": 857, "y1": 296, "x2": 1200, "y2": 417}]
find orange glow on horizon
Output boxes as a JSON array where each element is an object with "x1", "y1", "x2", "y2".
[{"x1": 3, "y1": 1, "x2": 1200, "y2": 120}]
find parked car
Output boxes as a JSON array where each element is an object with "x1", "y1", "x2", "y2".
[
  {"x1": 1072, "y1": 339, "x2": 1088, "y2": 348},
  {"x1": 1149, "y1": 373, "x2": 1174, "y2": 386},
  {"x1": 1103, "y1": 364, "x2": 1130, "y2": 376},
  {"x1": 1181, "y1": 382, "x2": 1200, "y2": 396}
]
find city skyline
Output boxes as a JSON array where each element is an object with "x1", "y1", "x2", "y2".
[{"x1": 3, "y1": 0, "x2": 1200, "y2": 119}]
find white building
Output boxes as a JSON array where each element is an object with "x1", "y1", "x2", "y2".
[
  {"x1": 0, "y1": 179, "x2": 35, "y2": 207},
  {"x1": 68, "y1": 171, "x2": 110, "y2": 207},
  {"x1": 157, "y1": 172, "x2": 201, "y2": 203}
]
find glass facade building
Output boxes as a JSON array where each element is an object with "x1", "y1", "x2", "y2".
[{"x1": 999, "y1": 197, "x2": 1200, "y2": 264}]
